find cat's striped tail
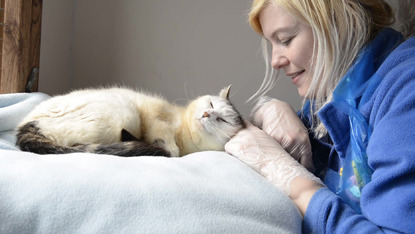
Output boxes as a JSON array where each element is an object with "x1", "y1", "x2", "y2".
[{"x1": 16, "y1": 121, "x2": 170, "y2": 157}]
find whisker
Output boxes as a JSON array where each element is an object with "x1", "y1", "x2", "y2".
[
  {"x1": 206, "y1": 121, "x2": 231, "y2": 139},
  {"x1": 227, "y1": 87, "x2": 240, "y2": 99},
  {"x1": 172, "y1": 98, "x2": 189, "y2": 105},
  {"x1": 184, "y1": 81, "x2": 191, "y2": 101}
]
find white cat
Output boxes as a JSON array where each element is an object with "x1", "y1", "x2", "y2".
[{"x1": 16, "y1": 86, "x2": 245, "y2": 157}]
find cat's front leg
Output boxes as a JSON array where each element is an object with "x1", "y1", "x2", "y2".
[
  {"x1": 154, "y1": 139, "x2": 180, "y2": 157},
  {"x1": 144, "y1": 117, "x2": 180, "y2": 157}
]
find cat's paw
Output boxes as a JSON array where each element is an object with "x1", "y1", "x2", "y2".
[{"x1": 154, "y1": 139, "x2": 180, "y2": 157}]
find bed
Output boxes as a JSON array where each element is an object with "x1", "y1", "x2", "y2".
[{"x1": 0, "y1": 92, "x2": 302, "y2": 233}]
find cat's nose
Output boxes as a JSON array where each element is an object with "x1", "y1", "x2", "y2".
[{"x1": 203, "y1": 112, "x2": 210, "y2": 118}]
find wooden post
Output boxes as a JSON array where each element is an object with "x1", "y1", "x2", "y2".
[
  {"x1": 0, "y1": 0, "x2": 42, "y2": 94},
  {"x1": 0, "y1": 1, "x2": 5, "y2": 81}
]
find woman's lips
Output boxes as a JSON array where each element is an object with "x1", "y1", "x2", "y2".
[{"x1": 288, "y1": 70, "x2": 305, "y2": 84}]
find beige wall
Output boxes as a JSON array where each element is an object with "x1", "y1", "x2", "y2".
[
  {"x1": 39, "y1": 0, "x2": 302, "y2": 116},
  {"x1": 38, "y1": 0, "x2": 74, "y2": 95}
]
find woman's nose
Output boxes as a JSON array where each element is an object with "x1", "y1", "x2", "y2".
[{"x1": 271, "y1": 49, "x2": 289, "y2": 69}]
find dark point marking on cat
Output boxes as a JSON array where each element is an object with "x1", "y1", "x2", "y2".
[
  {"x1": 227, "y1": 100, "x2": 246, "y2": 129},
  {"x1": 121, "y1": 129, "x2": 139, "y2": 142},
  {"x1": 17, "y1": 121, "x2": 170, "y2": 157},
  {"x1": 16, "y1": 121, "x2": 78, "y2": 154},
  {"x1": 234, "y1": 116, "x2": 246, "y2": 129},
  {"x1": 92, "y1": 141, "x2": 170, "y2": 157}
]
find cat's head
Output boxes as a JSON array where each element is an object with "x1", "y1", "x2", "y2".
[{"x1": 186, "y1": 85, "x2": 245, "y2": 145}]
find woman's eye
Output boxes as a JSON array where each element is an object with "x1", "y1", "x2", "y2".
[{"x1": 281, "y1": 37, "x2": 294, "y2": 46}]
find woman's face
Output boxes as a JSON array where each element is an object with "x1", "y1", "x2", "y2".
[{"x1": 259, "y1": 4, "x2": 314, "y2": 98}]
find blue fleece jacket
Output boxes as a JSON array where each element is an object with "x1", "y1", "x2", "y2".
[{"x1": 302, "y1": 29, "x2": 415, "y2": 233}]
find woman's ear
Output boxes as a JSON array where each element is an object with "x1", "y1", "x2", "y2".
[{"x1": 219, "y1": 85, "x2": 232, "y2": 99}]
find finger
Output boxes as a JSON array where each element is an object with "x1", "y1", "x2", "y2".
[
  {"x1": 299, "y1": 154, "x2": 316, "y2": 173},
  {"x1": 249, "y1": 96, "x2": 275, "y2": 120},
  {"x1": 278, "y1": 135, "x2": 302, "y2": 161}
]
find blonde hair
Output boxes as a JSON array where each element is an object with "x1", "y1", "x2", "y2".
[
  {"x1": 386, "y1": 0, "x2": 415, "y2": 38},
  {"x1": 248, "y1": 0, "x2": 394, "y2": 137}
]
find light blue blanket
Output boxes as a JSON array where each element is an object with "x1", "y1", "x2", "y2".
[
  {"x1": 0, "y1": 92, "x2": 50, "y2": 150},
  {"x1": 0, "y1": 93, "x2": 302, "y2": 233}
]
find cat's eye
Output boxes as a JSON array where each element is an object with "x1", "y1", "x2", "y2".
[
  {"x1": 216, "y1": 117, "x2": 228, "y2": 123},
  {"x1": 210, "y1": 101, "x2": 214, "y2": 108}
]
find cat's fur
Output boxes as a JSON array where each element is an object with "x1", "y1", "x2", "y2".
[{"x1": 16, "y1": 86, "x2": 245, "y2": 157}]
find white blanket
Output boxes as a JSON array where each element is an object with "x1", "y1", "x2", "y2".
[{"x1": 0, "y1": 93, "x2": 302, "y2": 233}]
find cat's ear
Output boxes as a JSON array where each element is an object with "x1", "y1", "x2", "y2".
[{"x1": 219, "y1": 85, "x2": 231, "y2": 99}]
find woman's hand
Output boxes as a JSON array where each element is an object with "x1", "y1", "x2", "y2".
[
  {"x1": 225, "y1": 122, "x2": 322, "y2": 197},
  {"x1": 250, "y1": 97, "x2": 315, "y2": 172}
]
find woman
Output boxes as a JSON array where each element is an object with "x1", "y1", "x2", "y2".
[{"x1": 225, "y1": 0, "x2": 415, "y2": 233}]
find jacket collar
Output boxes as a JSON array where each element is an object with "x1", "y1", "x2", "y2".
[{"x1": 317, "y1": 28, "x2": 404, "y2": 157}]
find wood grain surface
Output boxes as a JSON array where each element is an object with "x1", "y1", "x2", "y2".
[{"x1": 0, "y1": 0, "x2": 42, "y2": 94}]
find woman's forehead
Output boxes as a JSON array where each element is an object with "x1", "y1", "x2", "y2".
[{"x1": 259, "y1": 4, "x2": 299, "y2": 39}]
